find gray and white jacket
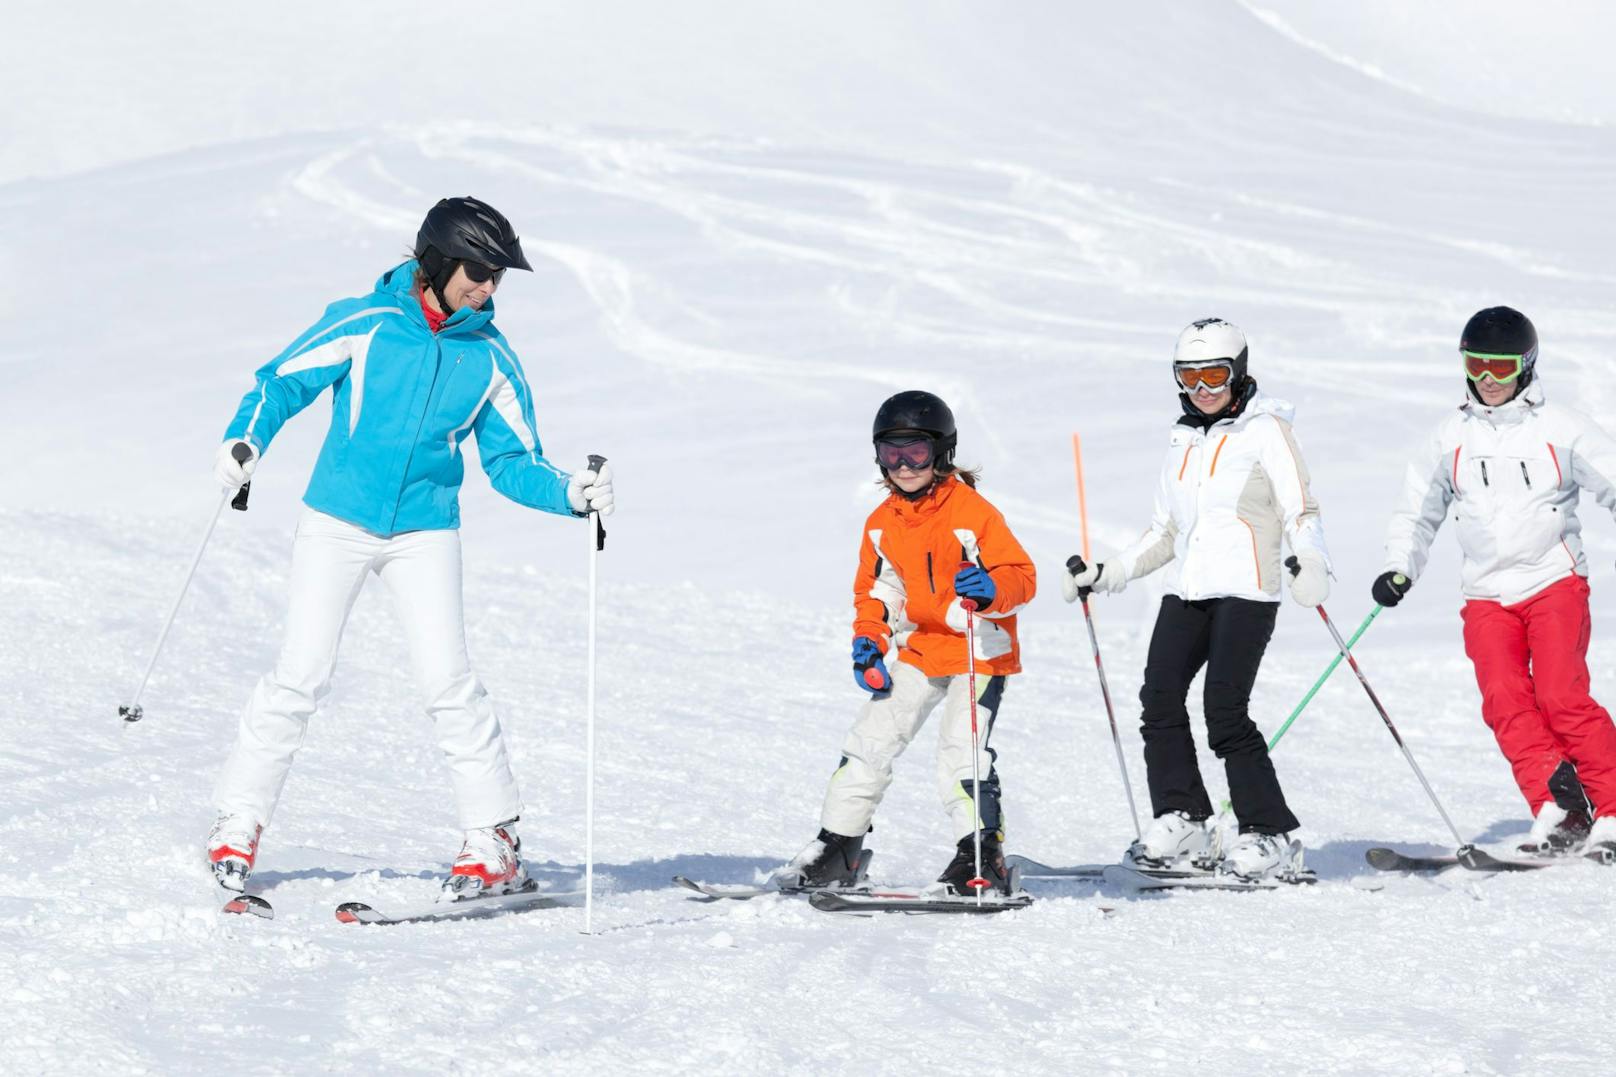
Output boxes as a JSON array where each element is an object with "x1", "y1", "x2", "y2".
[
  {"x1": 1117, "y1": 390, "x2": 1331, "y2": 603},
  {"x1": 1382, "y1": 380, "x2": 1616, "y2": 606}
]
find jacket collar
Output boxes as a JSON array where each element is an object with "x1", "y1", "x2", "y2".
[
  {"x1": 377, "y1": 260, "x2": 497, "y2": 337},
  {"x1": 1460, "y1": 378, "x2": 1545, "y2": 427},
  {"x1": 886, "y1": 473, "x2": 962, "y2": 521}
]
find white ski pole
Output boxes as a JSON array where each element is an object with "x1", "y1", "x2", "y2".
[
  {"x1": 958, "y1": 560, "x2": 989, "y2": 907},
  {"x1": 120, "y1": 443, "x2": 255, "y2": 723},
  {"x1": 1286, "y1": 556, "x2": 1471, "y2": 854},
  {"x1": 583, "y1": 454, "x2": 606, "y2": 934}
]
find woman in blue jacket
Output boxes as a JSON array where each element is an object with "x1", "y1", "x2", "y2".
[{"x1": 206, "y1": 197, "x2": 614, "y2": 900}]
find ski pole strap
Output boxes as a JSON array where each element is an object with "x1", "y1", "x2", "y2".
[
  {"x1": 587, "y1": 453, "x2": 607, "y2": 551},
  {"x1": 229, "y1": 442, "x2": 254, "y2": 511}
]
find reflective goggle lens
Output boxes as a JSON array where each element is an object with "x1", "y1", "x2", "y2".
[
  {"x1": 876, "y1": 437, "x2": 936, "y2": 471},
  {"x1": 461, "y1": 261, "x2": 506, "y2": 285},
  {"x1": 1175, "y1": 362, "x2": 1233, "y2": 391},
  {"x1": 1462, "y1": 350, "x2": 1524, "y2": 383}
]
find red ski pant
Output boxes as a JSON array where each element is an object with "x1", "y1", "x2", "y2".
[{"x1": 1461, "y1": 574, "x2": 1616, "y2": 816}]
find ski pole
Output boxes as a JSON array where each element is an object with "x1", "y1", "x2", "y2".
[
  {"x1": 1066, "y1": 556, "x2": 1143, "y2": 842},
  {"x1": 958, "y1": 561, "x2": 988, "y2": 906},
  {"x1": 120, "y1": 443, "x2": 255, "y2": 723},
  {"x1": 1286, "y1": 557, "x2": 1470, "y2": 851},
  {"x1": 583, "y1": 454, "x2": 607, "y2": 935},
  {"x1": 1215, "y1": 604, "x2": 1381, "y2": 818}
]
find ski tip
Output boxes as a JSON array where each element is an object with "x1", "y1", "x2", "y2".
[
  {"x1": 222, "y1": 894, "x2": 274, "y2": 920},
  {"x1": 334, "y1": 902, "x2": 377, "y2": 925},
  {"x1": 1364, "y1": 847, "x2": 1408, "y2": 871}
]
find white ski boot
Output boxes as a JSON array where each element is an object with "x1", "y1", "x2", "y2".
[
  {"x1": 1220, "y1": 831, "x2": 1305, "y2": 881},
  {"x1": 1519, "y1": 802, "x2": 1592, "y2": 855},
  {"x1": 443, "y1": 820, "x2": 529, "y2": 900},
  {"x1": 207, "y1": 812, "x2": 263, "y2": 893},
  {"x1": 1586, "y1": 815, "x2": 1616, "y2": 864},
  {"x1": 1126, "y1": 811, "x2": 1218, "y2": 869}
]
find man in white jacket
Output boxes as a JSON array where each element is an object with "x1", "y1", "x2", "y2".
[
  {"x1": 1377, "y1": 307, "x2": 1616, "y2": 858},
  {"x1": 1063, "y1": 318, "x2": 1330, "y2": 881}
]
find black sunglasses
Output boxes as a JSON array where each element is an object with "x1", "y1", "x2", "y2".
[{"x1": 460, "y1": 261, "x2": 506, "y2": 285}]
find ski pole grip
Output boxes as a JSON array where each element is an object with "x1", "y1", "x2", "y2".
[
  {"x1": 1065, "y1": 553, "x2": 1095, "y2": 599},
  {"x1": 230, "y1": 441, "x2": 254, "y2": 512},
  {"x1": 586, "y1": 454, "x2": 607, "y2": 551},
  {"x1": 957, "y1": 559, "x2": 978, "y2": 613},
  {"x1": 1285, "y1": 555, "x2": 1300, "y2": 577}
]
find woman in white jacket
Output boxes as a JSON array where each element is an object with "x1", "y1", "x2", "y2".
[
  {"x1": 1063, "y1": 318, "x2": 1330, "y2": 881},
  {"x1": 1376, "y1": 307, "x2": 1616, "y2": 858}
]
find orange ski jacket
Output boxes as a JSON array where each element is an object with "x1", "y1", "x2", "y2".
[{"x1": 853, "y1": 476, "x2": 1036, "y2": 677}]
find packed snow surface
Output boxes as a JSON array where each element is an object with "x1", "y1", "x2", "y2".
[{"x1": 3, "y1": 3, "x2": 1615, "y2": 1074}]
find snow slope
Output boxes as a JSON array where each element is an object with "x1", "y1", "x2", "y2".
[{"x1": 3, "y1": 3, "x2": 1615, "y2": 1074}]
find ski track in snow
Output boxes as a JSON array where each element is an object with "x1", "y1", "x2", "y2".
[{"x1": 8, "y1": 9, "x2": 1616, "y2": 1073}]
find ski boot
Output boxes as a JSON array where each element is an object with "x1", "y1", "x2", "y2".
[
  {"x1": 1219, "y1": 831, "x2": 1305, "y2": 882},
  {"x1": 1586, "y1": 816, "x2": 1616, "y2": 865},
  {"x1": 774, "y1": 829, "x2": 867, "y2": 890},
  {"x1": 443, "y1": 820, "x2": 529, "y2": 900},
  {"x1": 207, "y1": 812, "x2": 263, "y2": 893},
  {"x1": 936, "y1": 828, "x2": 1012, "y2": 897},
  {"x1": 1126, "y1": 810, "x2": 1219, "y2": 870},
  {"x1": 1518, "y1": 802, "x2": 1592, "y2": 856}
]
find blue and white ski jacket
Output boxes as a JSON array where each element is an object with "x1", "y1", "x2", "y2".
[{"x1": 223, "y1": 261, "x2": 574, "y2": 535}]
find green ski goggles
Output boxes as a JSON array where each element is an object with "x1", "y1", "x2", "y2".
[{"x1": 1462, "y1": 350, "x2": 1525, "y2": 384}]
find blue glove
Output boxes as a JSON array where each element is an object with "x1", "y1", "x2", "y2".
[
  {"x1": 954, "y1": 565, "x2": 996, "y2": 610},
  {"x1": 852, "y1": 636, "x2": 891, "y2": 694}
]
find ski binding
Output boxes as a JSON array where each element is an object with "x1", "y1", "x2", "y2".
[{"x1": 673, "y1": 851, "x2": 873, "y2": 901}]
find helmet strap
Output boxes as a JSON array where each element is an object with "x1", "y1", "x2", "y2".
[{"x1": 419, "y1": 247, "x2": 457, "y2": 316}]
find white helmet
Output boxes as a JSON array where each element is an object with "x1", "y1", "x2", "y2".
[{"x1": 1173, "y1": 318, "x2": 1249, "y2": 384}]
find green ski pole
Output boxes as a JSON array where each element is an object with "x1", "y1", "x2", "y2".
[{"x1": 1216, "y1": 604, "x2": 1381, "y2": 818}]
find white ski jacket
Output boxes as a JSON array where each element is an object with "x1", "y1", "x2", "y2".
[
  {"x1": 1116, "y1": 390, "x2": 1331, "y2": 603},
  {"x1": 1382, "y1": 380, "x2": 1616, "y2": 606}
]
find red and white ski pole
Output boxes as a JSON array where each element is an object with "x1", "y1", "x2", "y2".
[
  {"x1": 120, "y1": 442, "x2": 255, "y2": 724},
  {"x1": 1066, "y1": 555, "x2": 1143, "y2": 843},
  {"x1": 958, "y1": 560, "x2": 989, "y2": 906},
  {"x1": 584, "y1": 454, "x2": 607, "y2": 935}
]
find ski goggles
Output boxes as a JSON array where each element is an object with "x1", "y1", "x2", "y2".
[
  {"x1": 1174, "y1": 361, "x2": 1235, "y2": 393},
  {"x1": 875, "y1": 436, "x2": 936, "y2": 471},
  {"x1": 460, "y1": 260, "x2": 506, "y2": 285},
  {"x1": 1462, "y1": 349, "x2": 1525, "y2": 383}
]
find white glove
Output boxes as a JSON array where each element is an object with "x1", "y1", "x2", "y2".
[
  {"x1": 1061, "y1": 558, "x2": 1128, "y2": 602},
  {"x1": 213, "y1": 440, "x2": 259, "y2": 489},
  {"x1": 567, "y1": 461, "x2": 615, "y2": 516},
  {"x1": 1288, "y1": 551, "x2": 1330, "y2": 608}
]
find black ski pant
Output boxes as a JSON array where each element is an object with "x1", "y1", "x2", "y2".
[{"x1": 1138, "y1": 595, "x2": 1299, "y2": 834}]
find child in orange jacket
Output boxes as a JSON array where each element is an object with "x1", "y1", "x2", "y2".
[{"x1": 777, "y1": 390, "x2": 1036, "y2": 895}]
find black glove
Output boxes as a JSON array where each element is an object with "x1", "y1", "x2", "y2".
[{"x1": 1371, "y1": 570, "x2": 1413, "y2": 608}]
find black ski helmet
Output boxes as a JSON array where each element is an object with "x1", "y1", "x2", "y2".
[
  {"x1": 872, "y1": 390, "x2": 957, "y2": 470},
  {"x1": 415, "y1": 197, "x2": 532, "y2": 312},
  {"x1": 1461, "y1": 306, "x2": 1538, "y2": 399},
  {"x1": 416, "y1": 196, "x2": 533, "y2": 272}
]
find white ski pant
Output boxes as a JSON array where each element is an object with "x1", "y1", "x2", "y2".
[
  {"x1": 213, "y1": 508, "x2": 522, "y2": 830},
  {"x1": 819, "y1": 660, "x2": 1005, "y2": 842}
]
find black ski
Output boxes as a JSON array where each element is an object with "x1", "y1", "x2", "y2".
[
  {"x1": 809, "y1": 888, "x2": 1033, "y2": 915},
  {"x1": 1363, "y1": 845, "x2": 1607, "y2": 874},
  {"x1": 335, "y1": 885, "x2": 583, "y2": 925},
  {"x1": 673, "y1": 850, "x2": 873, "y2": 901}
]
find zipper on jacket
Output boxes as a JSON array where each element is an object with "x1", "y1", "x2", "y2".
[
  {"x1": 1480, "y1": 460, "x2": 1490, "y2": 487},
  {"x1": 1520, "y1": 461, "x2": 1532, "y2": 488},
  {"x1": 926, "y1": 552, "x2": 935, "y2": 593}
]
